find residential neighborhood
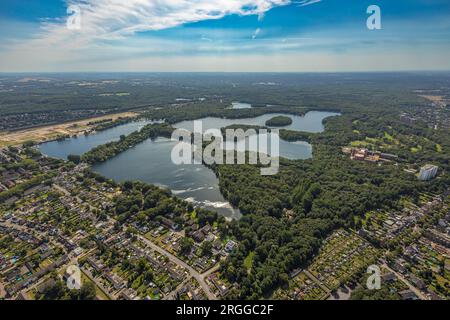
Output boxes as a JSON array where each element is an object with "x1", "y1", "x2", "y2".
[{"x1": 0, "y1": 146, "x2": 237, "y2": 300}]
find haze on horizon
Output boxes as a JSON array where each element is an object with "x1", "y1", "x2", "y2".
[{"x1": 0, "y1": 0, "x2": 449, "y2": 73}]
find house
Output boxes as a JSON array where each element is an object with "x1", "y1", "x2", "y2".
[
  {"x1": 160, "y1": 217, "x2": 180, "y2": 231},
  {"x1": 192, "y1": 230, "x2": 205, "y2": 243},
  {"x1": 121, "y1": 288, "x2": 139, "y2": 300},
  {"x1": 4, "y1": 196, "x2": 19, "y2": 206},
  {"x1": 391, "y1": 259, "x2": 407, "y2": 274},
  {"x1": 224, "y1": 240, "x2": 237, "y2": 253},
  {"x1": 73, "y1": 247, "x2": 84, "y2": 256},
  {"x1": 87, "y1": 257, "x2": 104, "y2": 272},
  {"x1": 418, "y1": 164, "x2": 439, "y2": 181},
  {"x1": 410, "y1": 275, "x2": 426, "y2": 290},
  {"x1": 5, "y1": 180, "x2": 15, "y2": 188},
  {"x1": 201, "y1": 224, "x2": 212, "y2": 234},
  {"x1": 36, "y1": 278, "x2": 56, "y2": 294},
  {"x1": 381, "y1": 272, "x2": 396, "y2": 283},
  {"x1": 424, "y1": 229, "x2": 450, "y2": 248},
  {"x1": 399, "y1": 289, "x2": 418, "y2": 300},
  {"x1": 437, "y1": 219, "x2": 447, "y2": 232},
  {"x1": 106, "y1": 273, "x2": 126, "y2": 290},
  {"x1": 208, "y1": 274, "x2": 230, "y2": 297}
]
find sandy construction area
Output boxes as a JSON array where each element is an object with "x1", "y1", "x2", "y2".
[
  {"x1": 0, "y1": 112, "x2": 138, "y2": 147},
  {"x1": 419, "y1": 95, "x2": 444, "y2": 102}
]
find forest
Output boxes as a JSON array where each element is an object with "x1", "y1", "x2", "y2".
[
  {"x1": 2, "y1": 72, "x2": 439, "y2": 132},
  {"x1": 265, "y1": 116, "x2": 293, "y2": 127},
  {"x1": 209, "y1": 106, "x2": 450, "y2": 298}
]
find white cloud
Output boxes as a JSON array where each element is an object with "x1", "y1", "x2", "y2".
[
  {"x1": 47, "y1": 0, "x2": 291, "y2": 43},
  {"x1": 2, "y1": 0, "x2": 449, "y2": 72},
  {"x1": 252, "y1": 28, "x2": 261, "y2": 39},
  {"x1": 0, "y1": 0, "x2": 293, "y2": 71},
  {"x1": 295, "y1": 0, "x2": 321, "y2": 7}
]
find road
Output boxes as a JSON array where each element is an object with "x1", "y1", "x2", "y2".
[
  {"x1": 54, "y1": 182, "x2": 219, "y2": 300},
  {"x1": 163, "y1": 264, "x2": 220, "y2": 300},
  {"x1": 382, "y1": 263, "x2": 428, "y2": 300},
  {"x1": 138, "y1": 235, "x2": 217, "y2": 300}
]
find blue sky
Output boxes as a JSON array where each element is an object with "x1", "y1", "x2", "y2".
[{"x1": 0, "y1": 0, "x2": 449, "y2": 72}]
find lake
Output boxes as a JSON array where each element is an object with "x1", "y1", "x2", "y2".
[
  {"x1": 39, "y1": 120, "x2": 156, "y2": 159},
  {"x1": 173, "y1": 111, "x2": 340, "y2": 133},
  {"x1": 39, "y1": 111, "x2": 340, "y2": 219},
  {"x1": 91, "y1": 137, "x2": 240, "y2": 218}
]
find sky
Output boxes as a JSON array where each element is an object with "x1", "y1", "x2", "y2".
[{"x1": 0, "y1": 0, "x2": 449, "y2": 72}]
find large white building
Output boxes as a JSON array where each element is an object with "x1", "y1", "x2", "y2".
[{"x1": 418, "y1": 164, "x2": 439, "y2": 181}]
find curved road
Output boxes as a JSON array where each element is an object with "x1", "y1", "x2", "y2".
[
  {"x1": 54, "y1": 183, "x2": 219, "y2": 300},
  {"x1": 138, "y1": 235, "x2": 218, "y2": 300}
]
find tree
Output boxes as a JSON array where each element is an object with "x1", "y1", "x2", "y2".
[
  {"x1": 22, "y1": 140, "x2": 36, "y2": 147},
  {"x1": 78, "y1": 282, "x2": 97, "y2": 300},
  {"x1": 39, "y1": 280, "x2": 67, "y2": 300},
  {"x1": 67, "y1": 154, "x2": 81, "y2": 164},
  {"x1": 200, "y1": 241, "x2": 213, "y2": 257},
  {"x1": 179, "y1": 237, "x2": 194, "y2": 256}
]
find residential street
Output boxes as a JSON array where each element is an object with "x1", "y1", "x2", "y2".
[{"x1": 138, "y1": 235, "x2": 217, "y2": 300}]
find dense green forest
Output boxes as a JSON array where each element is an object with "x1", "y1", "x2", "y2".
[
  {"x1": 0, "y1": 73, "x2": 444, "y2": 116},
  {"x1": 265, "y1": 116, "x2": 293, "y2": 127},
  {"x1": 2, "y1": 72, "x2": 440, "y2": 132},
  {"x1": 210, "y1": 108, "x2": 449, "y2": 298}
]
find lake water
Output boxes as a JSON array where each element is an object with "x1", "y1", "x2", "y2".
[
  {"x1": 39, "y1": 111, "x2": 340, "y2": 219},
  {"x1": 39, "y1": 120, "x2": 155, "y2": 158},
  {"x1": 91, "y1": 137, "x2": 240, "y2": 218},
  {"x1": 173, "y1": 111, "x2": 340, "y2": 133}
]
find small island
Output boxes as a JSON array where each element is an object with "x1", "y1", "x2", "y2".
[{"x1": 265, "y1": 115, "x2": 293, "y2": 127}]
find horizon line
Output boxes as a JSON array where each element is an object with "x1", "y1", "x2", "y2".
[{"x1": 1, "y1": 70, "x2": 450, "y2": 74}]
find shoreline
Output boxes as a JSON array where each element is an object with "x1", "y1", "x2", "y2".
[{"x1": 0, "y1": 111, "x2": 139, "y2": 147}]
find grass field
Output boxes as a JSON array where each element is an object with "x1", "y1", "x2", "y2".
[{"x1": 244, "y1": 251, "x2": 255, "y2": 272}]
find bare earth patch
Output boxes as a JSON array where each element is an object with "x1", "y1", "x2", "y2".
[{"x1": 0, "y1": 111, "x2": 139, "y2": 147}]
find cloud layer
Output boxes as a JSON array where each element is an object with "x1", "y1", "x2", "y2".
[
  {"x1": 59, "y1": 0, "x2": 291, "y2": 41},
  {"x1": 0, "y1": 0, "x2": 294, "y2": 70},
  {"x1": 1, "y1": 0, "x2": 449, "y2": 72},
  {"x1": 296, "y1": 0, "x2": 322, "y2": 7}
]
